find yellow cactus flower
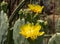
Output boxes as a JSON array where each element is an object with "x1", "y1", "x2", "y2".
[
  {"x1": 28, "y1": 4, "x2": 44, "y2": 13},
  {"x1": 19, "y1": 23, "x2": 44, "y2": 40}
]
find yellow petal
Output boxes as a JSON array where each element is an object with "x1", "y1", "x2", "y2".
[
  {"x1": 34, "y1": 23, "x2": 41, "y2": 31},
  {"x1": 39, "y1": 32, "x2": 45, "y2": 36}
]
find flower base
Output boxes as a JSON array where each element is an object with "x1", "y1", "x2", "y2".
[{"x1": 27, "y1": 36, "x2": 43, "y2": 44}]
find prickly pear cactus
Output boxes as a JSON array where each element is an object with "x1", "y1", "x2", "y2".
[
  {"x1": 0, "y1": 10, "x2": 9, "y2": 44},
  {"x1": 48, "y1": 33, "x2": 60, "y2": 44},
  {"x1": 13, "y1": 18, "x2": 29, "y2": 44},
  {"x1": 55, "y1": 17, "x2": 60, "y2": 32},
  {"x1": 48, "y1": 17, "x2": 60, "y2": 44}
]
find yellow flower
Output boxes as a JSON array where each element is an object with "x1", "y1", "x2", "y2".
[
  {"x1": 28, "y1": 4, "x2": 44, "y2": 13},
  {"x1": 19, "y1": 23, "x2": 44, "y2": 40}
]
